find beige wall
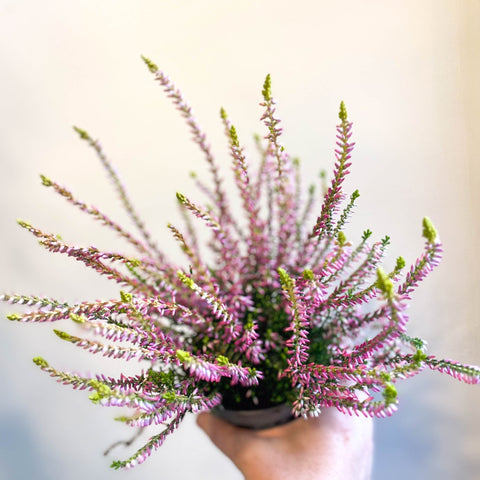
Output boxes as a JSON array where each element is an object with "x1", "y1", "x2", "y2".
[{"x1": 1, "y1": 1, "x2": 479, "y2": 479}]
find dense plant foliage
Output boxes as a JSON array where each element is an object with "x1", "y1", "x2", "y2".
[{"x1": 3, "y1": 57, "x2": 479, "y2": 469}]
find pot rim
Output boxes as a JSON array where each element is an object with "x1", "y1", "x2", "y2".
[{"x1": 212, "y1": 403, "x2": 294, "y2": 430}]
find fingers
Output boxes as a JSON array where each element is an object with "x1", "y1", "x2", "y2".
[{"x1": 197, "y1": 412, "x2": 249, "y2": 459}]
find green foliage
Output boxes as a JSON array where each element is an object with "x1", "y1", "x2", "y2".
[
  {"x1": 141, "y1": 55, "x2": 158, "y2": 74},
  {"x1": 53, "y1": 329, "x2": 74, "y2": 342},
  {"x1": 376, "y1": 267, "x2": 394, "y2": 300},
  {"x1": 73, "y1": 125, "x2": 89, "y2": 140},
  {"x1": 262, "y1": 74, "x2": 272, "y2": 102},
  {"x1": 70, "y1": 313, "x2": 86, "y2": 324},
  {"x1": 88, "y1": 380, "x2": 113, "y2": 404},
  {"x1": 338, "y1": 101, "x2": 348, "y2": 122},
  {"x1": 383, "y1": 382, "x2": 398, "y2": 405},
  {"x1": 422, "y1": 217, "x2": 437, "y2": 243},
  {"x1": 120, "y1": 290, "x2": 133, "y2": 303},
  {"x1": 32, "y1": 357, "x2": 49, "y2": 368},
  {"x1": 176, "y1": 349, "x2": 192, "y2": 363},
  {"x1": 395, "y1": 256, "x2": 406, "y2": 271}
]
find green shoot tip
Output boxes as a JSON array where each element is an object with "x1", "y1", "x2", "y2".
[
  {"x1": 177, "y1": 271, "x2": 195, "y2": 288},
  {"x1": 229, "y1": 125, "x2": 239, "y2": 147},
  {"x1": 376, "y1": 267, "x2": 395, "y2": 300},
  {"x1": 120, "y1": 290, "x2": 133, "y2": 304},
  {"x1": 395, "y1": 256, "x2": 406, "y2": 271},
  {"x1": 302, "y1": 269, "x2": 315, "y2": 281},
  {"x1": 127, "y1": 258, "x2": 141, "y2": 267},
  {"x1": 17, "y1": 219, "x2": 31, "y2": 229},
  {"x1": 383, "y1": 382, "x2": 398, "y2": 405},
  {"x1": 7, "y1": 313, "x2": 22, "y2": 321},
  {"x1": 73, "y1": 126, "x2": 90, "y2": 140},
  {"x1": 176, "y1": 192, "x2": 187, "y2": 204},
  {"x1": 339, "y1": 101, "x2": 348, "y2": 122},
  {"x1": 110, "y1": 460, "x2": 124, "y2": 470},
  {"x1": 40, "y1": 174, "x2": 53, "y2": 187},
  {"x1": 216, "y1": 355, "x2": 230, "y2": 366},
  {"x1": 141, "y1": 55, "x2": 158, "y2": 73},
  {"x1": 413, "y1": 349, "x2": 428, "y2": 364},
  {"x1": 262, "y1": 74, "x2": 272, "y2": 102},
  {"x1": 277, "y1": 267, "x2": 294, "y2": 289},
  {"x1": 422, "y1": 217, "x2": 437, "y2": 243},
  {"x1": 70, "y1": 313, "x2": 86, "y2": 324},
  {"x1": 33, "y1": 357, "x2": 49, "y2": 368},
  {"x1": 362, "y1": 229, "x2": 373, "y2": 240},
  {"x1": 176, "y1": 349, "x2": 192, "y2": 363},
  {"x1": 162, "y1": 391, "x2": 177, "y2": 403},
  {"x1": 53, "y1": 329, "x2": 74, "y2": 341}
]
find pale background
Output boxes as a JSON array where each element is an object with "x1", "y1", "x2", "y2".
[{"x1": 1, "y1": 1, "x2": 479, "y2": 479}]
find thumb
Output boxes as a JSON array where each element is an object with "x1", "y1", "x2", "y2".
[{"x1": 197, "y1": 412, "x2": 249, "y2": 459}]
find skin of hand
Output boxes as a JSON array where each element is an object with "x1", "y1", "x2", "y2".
[{"x1": 197, "y1": 408, "x2": 373, "y2": 480}]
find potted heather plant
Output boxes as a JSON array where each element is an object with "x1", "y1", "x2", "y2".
[{"x1": 3, "y1": 56, "x2": 480, "y2": 469}]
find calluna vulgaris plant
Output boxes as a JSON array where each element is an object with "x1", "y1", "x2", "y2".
[{"x1": 3, "y1": 56, "x2": 480, "y2": 469}]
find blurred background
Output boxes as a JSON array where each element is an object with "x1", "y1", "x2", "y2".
[{"x1": 0, "y1": 1, "x2": 479, "y2": 479}]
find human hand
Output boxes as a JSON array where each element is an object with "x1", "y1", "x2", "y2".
[{"x1": 197, "y1": 408, "x2": 373, "y2": 480}]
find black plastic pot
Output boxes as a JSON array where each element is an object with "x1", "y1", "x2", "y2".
[{"x1": 212, "y1": 404, "x2": 294, "y2": 430}]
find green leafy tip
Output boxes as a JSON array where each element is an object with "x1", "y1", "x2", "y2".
[
  {"x1": 176, "y1": 192, "x2": 187, "y2": 204},
  {"x1": 7, "y1": 313, "x2": 22, "y2": 321},
  {"x1": 229, "y1": 125, "x2": 240, "y2": 147},
  {"x1": 17, "y1": 219, "x2": 31, "y2": 229},
  {"x1": 73, "y1": 126, "x2": 90, "y2": 140},
  {"x1": 302, "y1": 269, "x2": 315, "y2": 281},
  {"x1": 422, "y1": 217, "x2": 437, "y2": 243},
  {"x1": 216, "y1": 355, "x2": 230, "y2": 366},
  {"x1": 244, "y1": 315, "x2": 255, "y2": 331},
  {"x1": 383, "y1": 382, "x2": 398, "y2": 405},
  {"x1": 413, "y1": 349, "x2": 428, "y2": 364},
  {"x1": 376, "y1": 267, "x2": 395, "y2": 300},
  {"x1": 220, "y1": 107, "x2": 227, "y2": 120},
  {"x1": 53, "y1": 329, "x2": 75, "y2": 342},
  {"x1": 114, "y1": 416, "x2": 130, "y2": 423},
  {"x1": 178, "y1": 271, "x2": 195, "y2": 289},
  {"x1": 395, "y1": 256, "x2": 406, "y2": 271},
  {"x1": 141, "y1": 55, "x2": 158, "y2": 73},
  {"x1": 120, "y1": 290, "x2": 133, "y2": 303},
  {"x1": 338, "y1": 101, "x2": 348, "y2": 122},
  {"x1": 277, "y1": 267, "x2": 294, "y2": 290},
  {"x1": 381, "y1": 235, "x2": 391, "y2": 247},
  {"x1": 110, "y1": 461, "x2": 124, "y2": 470},
  {"x1": 362, "y1": 229, "x2": 373, "y2": 240},
  {"x1": 70, "y1": 313, "x2": 86, "y2": 324},
  {"x1": 162, "y1": 391, "x2": 177, "y2": 403},
  {"x1": 40, "y1": 174, "x2": 53, "y2": 187},
  {"x1": 337, "y1": 231, "x2": 347, "y2": 246},
  {"x1": 351, "y1": 189, "x2": 360, "y2": 200},
  {"x1": 262, "y1": 74, "x2": 272, "y2": 102},
  {"x1": 88, "y1": 380, "x2": 112, "y2": 404},
  {"x1": 176, "y1": 349, "x2": 192, "y2": 363},
  {"x1": 33, "y1": 357, "x2": 49, "y2": 368},
  {"x1": 127, "y1": 258, "x2": 141, "y2": 268}
]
